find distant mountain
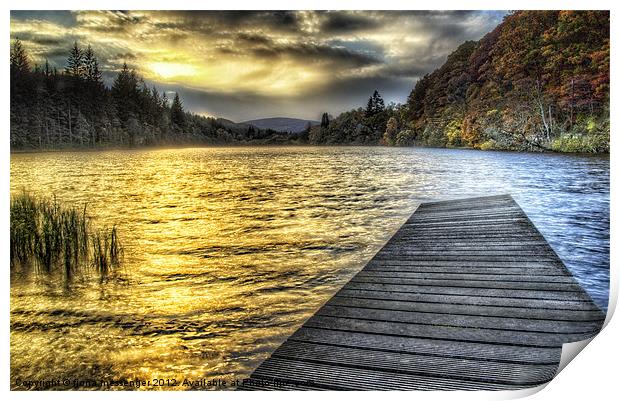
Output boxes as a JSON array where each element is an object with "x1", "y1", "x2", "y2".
[
  {"x1": 242, "y1": 117, "x2": 319, "y2": 133},
  {"x1": 214, "y1": 117, "x2": 251, "y2": 131}
]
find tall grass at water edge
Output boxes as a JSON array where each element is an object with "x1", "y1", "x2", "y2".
[{"x1": 10, "y1": 191, "x2": 123, "y2": 283}]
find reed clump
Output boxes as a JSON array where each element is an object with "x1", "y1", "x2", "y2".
[{"x1": 10, "y1": 191, "x2": 124, "y2": 282}]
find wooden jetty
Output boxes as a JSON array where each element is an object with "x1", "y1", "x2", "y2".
[{"x1": 241, "y1": 194, "x2": 605, "y2": 391}]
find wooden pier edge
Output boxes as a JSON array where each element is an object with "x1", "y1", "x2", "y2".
[{"x1": 239, "y1": 194, "x2": 606, "y2": 391}]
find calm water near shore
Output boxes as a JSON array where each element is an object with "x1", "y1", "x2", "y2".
[{"x1": 10, "y1": 146, "x2": 609, "y2": 389}]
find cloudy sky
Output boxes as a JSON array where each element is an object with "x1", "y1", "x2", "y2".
[{"x1": 10, "y1": 10, "x2": 507, "y2": 122}]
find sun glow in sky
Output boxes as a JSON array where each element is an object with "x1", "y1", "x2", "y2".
[
  {"x1": 10, "y1": 10, "x2": 506, "y2": 121},
  {"x1": 148, "y1": 62, "x2": 199, "y2": 79}
]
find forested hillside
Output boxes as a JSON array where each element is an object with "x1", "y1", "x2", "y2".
[
  {"x1": 9, "y1": 41, "x2": 296, "y2": 150},
  {"x1": 312, "y1": 10, "x2": 609, "y2": 152}
]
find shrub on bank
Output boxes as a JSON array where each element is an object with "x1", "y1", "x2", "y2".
[{"x1": 550, "y1": 133, "x2": 610, "y2": 153}]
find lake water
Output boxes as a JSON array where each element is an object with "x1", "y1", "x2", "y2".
[{"x1": 9, "y1": 146, "x2": 610, "y2": 390}]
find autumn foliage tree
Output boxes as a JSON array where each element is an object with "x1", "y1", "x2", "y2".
[{"x1": 403, "y1": 10, "x2": 609, "y2": 152}]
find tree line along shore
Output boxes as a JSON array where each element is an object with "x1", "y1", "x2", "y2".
[{"x1": 10, "y1": 11, "x2": 609, "y2": 153}]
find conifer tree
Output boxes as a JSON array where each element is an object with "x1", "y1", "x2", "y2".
[
  {"x1": 10, "y1": 38, "x2": 30, "y2": 74},
  {"x1": 321, "y1": 112, "x2": 330, "y2": 128},
  {"x1": 83, "y1": 44, "x2": 102, "y2": 84},
  {"x1": 10, "y1": 38, "x2": 32, "y2": 98},
  {"x1": 111, "y1": 63, "x2": 138, "y2": 123},
  {"x1": 366, "y1": 96, "x2": 374, "y2": 117},
  {"x1": 372, "y1": 90, "x2": 385, "y2": 113},
  {"x1": 365, "y1": 90, "x2": 385, "y2": 117},
  {"x1": 66, "y1": 41, "x2": 84, "y2": 78},
  {"x1": 170, "y1": 93, "x2": 185, "y2": 127}
]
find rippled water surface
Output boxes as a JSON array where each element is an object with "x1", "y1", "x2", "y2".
[{"x1": 10, "y1": 146, "x2": 609, "y2": 389}]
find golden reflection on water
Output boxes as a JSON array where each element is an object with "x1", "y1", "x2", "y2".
[
  {"x1": 10, "y1": 147, "x2": 417, "y2": 390},
  {"x1": 10, "y1": 146, "x2": 610, "y2": 390}
]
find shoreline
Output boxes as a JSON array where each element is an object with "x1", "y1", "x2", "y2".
[{"x1": 10, "y1": 143, "x2": 611, "y2": 156}]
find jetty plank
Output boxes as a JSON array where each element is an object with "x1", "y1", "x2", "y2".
[{"x1": 241, "y1": 194, "x2": 605, "y2": 390}]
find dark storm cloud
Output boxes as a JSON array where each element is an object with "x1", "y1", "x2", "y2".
[
  {"x1": 250, "y1": 42, "x2": 380, "y2": 67},
  {"x1": 12, "y1": 31, "x2": 64, "y2": 47},
  {"x1": 399, "y1": 10, "x2": 477, "y2": 17},
  {"x1": 41, "y1": 48, "x2": 71, "y2": 59},
  {"x1": 10, "y1": 10, "x2": 76, "y2": 27},
  {"x1": 224, "y1": 10, "x2": 302, "y2": 32},
  {"x1": 74, "y1": 10, "x2": 146, "y2": 34},
  {"x1": 379, "y1": 62, "x2": 437, "y2": 80},
  {"x1": 321, "y1": 12, "x2": 381, "y2": 33},
  {"x1": 115, "y1": 52, "x2": 137, "y2": 60},
  {"x1": 219, "y1": 29, "x2": 381, "y2": 68},
  {"x1": 147, "y1": 10, "x2": 302, "y2": 33},
  {"x1": 261, "y1": 10, "x2": 301, "y2": 30},
  {"x1": 235, "y1": 32, "x2": 272, "y2": 46}
]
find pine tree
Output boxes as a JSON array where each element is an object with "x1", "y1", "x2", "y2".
[
  {"x1": 10, "y1": 38, "x2": 34, "y2": 108},
  {"x1": 10, "y1": 38, "x2": 30, "y2": 74},
  {"x1": 66, "y1": 41, "x2": 84, "y2": 78},
  {"x1": 112, "y1": 63, "x2": 135, "y2": 95},
  {"x1": 321, "y1": 112, "x2": 330, "y2": 128},
  {"x1": 366, "y1": 96, "x2": 375, "y2": 117},
  {"x1": 83, "y1": 44, "x2": 102, "y2": 84},
  {"x1": 366, "y1": 90, "x2": 386, "y2": 117},
  {"x1": 372, "y1": 90, "x2": 385, "y2": 113},
  {"x1": 81, "y1": 45, "x2": 104, "y2": 120},
  {"x1": 151, "y1": 87, "x2": 161, "y2": 106},
  {"x1": 111, "y1": 63, "x2": 138, "y2": 123},
  {"x1": 170, "y1": 93, "x2": 185, "y2": 127}
]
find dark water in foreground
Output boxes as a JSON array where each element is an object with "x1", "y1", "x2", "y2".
[{"x1": 10, "y1": 146, "x2": 609, "y2": 389}]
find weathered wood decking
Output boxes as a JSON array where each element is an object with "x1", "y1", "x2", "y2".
[{"x1": 241, "y1": 194, "x2": 605, "y2": 391}]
